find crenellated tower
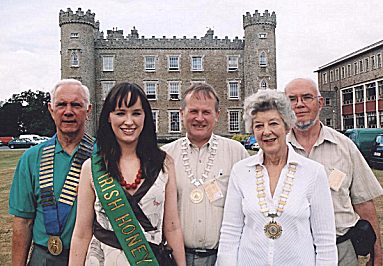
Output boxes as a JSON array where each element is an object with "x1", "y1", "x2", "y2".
[
  {"x1": 59, "y1": 8, "x2": 99, "y2": 134},
  {"x1": 243, "y1": 10, "x2": 277, "y2": 96}
]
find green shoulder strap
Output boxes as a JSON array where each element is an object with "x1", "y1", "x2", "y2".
[{"x1": 91, "y1": 153, "x2": 159, "y2": 265}]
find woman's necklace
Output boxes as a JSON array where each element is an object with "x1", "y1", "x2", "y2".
[
  {"x1": 181, "y1": 136, "x2": 218, "y2": 204},
  {"x1": 255, "y1": 162, "x2": 297, "y2": 239},
  {"x1": 119, "y1": 166, "x2": 143, "y2": 190}
]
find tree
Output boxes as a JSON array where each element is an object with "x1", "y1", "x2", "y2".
[{"x1": 0, "y1": 90, "x2": 55, "y2": 136}]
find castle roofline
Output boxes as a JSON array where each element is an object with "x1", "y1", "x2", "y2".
[
  {"x1": 316, "y1": 39, "x2": 383, "y2": 71},
  {"x1": 59, "y1": 7, "x2": 98, "y2": 28},
  {"x1": 243, "y1": 10, "x2": 277, "y2": 29}
]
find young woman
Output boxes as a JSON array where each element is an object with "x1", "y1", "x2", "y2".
[{"x1": 69, "y1": 82, "x2": 186, "y2": 265}]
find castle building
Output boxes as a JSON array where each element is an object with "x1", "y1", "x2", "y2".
[
  {"x1": 59, "y1": 8, "x2": 277, "y2": 139},
  {"x1": 316, "y1": 40, "x2": 383, "y2": 130}
]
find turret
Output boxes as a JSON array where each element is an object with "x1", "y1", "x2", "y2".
[
  {"x1": 243, "y1": 10, "x2": 277, "y2": 96},
  {"x1": 59, "y1": 8, "x2": 98, "y2": 135}
]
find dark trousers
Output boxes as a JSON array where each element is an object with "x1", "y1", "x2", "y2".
[{"x1": 28, "y1": 244, "x2": 69, "y2": 266}]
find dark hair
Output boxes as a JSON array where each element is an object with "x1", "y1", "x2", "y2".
[{"x1": 97, "y1": 82, "x2": 166, "y2": 182}]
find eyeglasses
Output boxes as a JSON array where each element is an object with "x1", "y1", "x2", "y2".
[{"x1": 288, "y1": 95, "x2": 320, "y2": 105}]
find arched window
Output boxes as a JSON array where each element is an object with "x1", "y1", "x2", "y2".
[
  {"x1": 260, "y1": 79, "x2": 268, "y2": 89},
  {"x1": 259, "y1": 52, "x2": 267, "y2": 66},
  {"x1": 71, "y1": 51, "x2": 79, "y2": 67}
]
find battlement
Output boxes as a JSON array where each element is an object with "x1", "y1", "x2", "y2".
[
  {"x1": 243, "y1": 10, "x2": 276, "y2": 28},
  {"x1": 59, "y1": 8, "x2": 98, "y2": 29},
  {"x1": 95, "y1": 28, "x2": 244, "y2": 50}
]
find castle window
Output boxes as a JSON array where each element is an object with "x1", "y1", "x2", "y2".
[
  {"x1": 168, "y1": 56, "x2": 180, "y2": 71},
  {"x1": 377, "y1": 53, "x2": 382, "y2": 68},
  {"x1": 329, "y1": 70, "x2": 333, "y2": 82},
  {"x1": 371, "y1": 55, "x2": 376, "y2": 69},
  {"x1": 144, "y1": 56, "x2": 156, "y2": 71},
  {"x1": 228, "y1": 81, "x2": 240, "y2": 99},
  {"x1": 70, "y1": 32, "x2": 79, "y2": 39},
  {"x1": 102, "y1": 56, "x2": 114, "y2": 71},
  {"x1": 324, "y1": 98, "x2": 331, "y2": 106},
  {"x1": 191, "y1": 56, "x2": 203, "y2": 71},
  {"x1": 169, "y1": 111, "x2": 181, "y2": 132},
  {"x1": 227, "y1": 56, "x2": 239, "y2": 71},
  {"x1": 144, "y1": 82, "x2": 157, "y2": 100},
  {"x1": 101, "y1": 81, "x2": 115, "y2": 100},
  {"x1": 71, "y1": 51, "x2": 79, "y2": 67},
  {"x1": 258, "y1": 33, "x2": 267, "y2": 39},
  {"x1": 152, "y1": 110, "x2": 158, "y2": 132},
  {"x1": 259, "y1": 52, "x2": 267, "y2": 67},
  {"x1": 354, "y1": 62, "x2": 358, "y2": 75},
  {"x1": 365, "y1": 58, "x2": 369, "y2": 71},
  {"x1": 347, "y1": 64, "x2": 351, "y2": 77},
  {"x1": 335, "y1": 68, "x2": 339, "y2": 81},
  {"x1": 341, "y1": 66, "x2": 345, "y2": 79},
  {"x1": 228, "y1": 110, "x2": 240, "y2": 132},
  {"x1": 168, "y1": 81, "x2": 180, "y2": 100},
  {"x1": 359, "y1": 60, "x2": 363, "y2": 73},
  {"x1": 260, "y1": 79, "x2": 268, "y2": 89},
  {"x1": 322, "y1": 73, "x2": 328, "y2": 84}
]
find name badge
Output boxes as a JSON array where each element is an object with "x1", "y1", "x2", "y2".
[
  {"x1": 203, "y1": 179, "x2": 223, "y2": 203},
  {"x1": 328, "y1": 168, "x2": 346, "y2": 191}
]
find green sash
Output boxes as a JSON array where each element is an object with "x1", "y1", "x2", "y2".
[{"x1": 91, "y1": 153, "x2": 159, "y2": 265}]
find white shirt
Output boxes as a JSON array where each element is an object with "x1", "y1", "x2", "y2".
[{"x1": 216, "y1": 145, "x2": 337, "y2": 266}]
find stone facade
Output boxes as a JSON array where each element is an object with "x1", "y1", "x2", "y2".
[
  {"x1": 59, "y1": 8, "x2": 277, "y2": 139},
  {"x1": 316, "y1": 40, "x2": 383, "y2": 130}
]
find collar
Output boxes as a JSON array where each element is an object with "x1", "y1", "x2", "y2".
[
  {"x1": 54, "y1": 137, "x2": 80, "y2": 157},
  {"x1": 246, "y1": 143, "x2": 301, "y2": 168},
  {"x1": 185, "y1": 133, "x2": 216, "y2": 151}
]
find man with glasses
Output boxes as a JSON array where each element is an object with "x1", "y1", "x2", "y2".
[{"x1": 285, "y1": 78, "x2": 383, "y2": 266}]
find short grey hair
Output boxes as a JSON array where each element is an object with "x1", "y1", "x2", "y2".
[
  {"x1": 243, "y1": 89, "x2": 297, "y2": 132},
  {"x1": 50, "y1": 79, "x2": 90, "y2": 104}
]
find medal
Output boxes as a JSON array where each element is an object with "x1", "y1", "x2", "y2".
[
  {"x1": 48, "y1": 235, "x2": 63, "y2": 256},
  {"x1": 190, "y1": 188, "x2": 204, "y2": 204},
  {"x1": 264, "y1": 220, "x2": 283, "y2": 239}
]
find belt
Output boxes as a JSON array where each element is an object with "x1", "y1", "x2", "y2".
[
  {"x1": 185, "y1": 247, "x2": 218, "y2": 257},
  {"x1": 34, "y1": 243, "x2": 70, "y2": 257}
]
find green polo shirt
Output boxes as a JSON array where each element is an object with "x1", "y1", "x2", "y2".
[{"x1": 9, "y1": 139, "x2": 80, "y2": 249}]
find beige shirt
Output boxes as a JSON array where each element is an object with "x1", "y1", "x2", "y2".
[
  {"x1": 162, "y1": 134, "x2": 249, "y2": 249},
  {"x1": 287, "y1": 125, "x2": 383, "y2": 235}
]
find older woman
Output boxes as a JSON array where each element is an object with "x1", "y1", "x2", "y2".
[{"x1": 216, "y1": 89, "x2": 337, "y2": 265}]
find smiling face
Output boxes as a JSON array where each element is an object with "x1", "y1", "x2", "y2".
[
  {"x1": 252, "y1": 109, "x2": 288, "y2": 157},
  {"x1": 181, "y1": 91, "x2": 219, "y2": 147},
  {"x1": 108, "y1": 93, "x2": 145, "y2": 147},
  {"x1": 48, "y1": 83, "x2": 91, "y2": 139},
  {"x1": 285, "y1": 79, "x2": 323, "y2": 131}
]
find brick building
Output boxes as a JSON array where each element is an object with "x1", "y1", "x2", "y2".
[
  {"x1": 316, "y1": 40, "x2": 383, "y2": 130},
  {"x1": 59, "y1": 8, "x2": 277, "y2": 138}
]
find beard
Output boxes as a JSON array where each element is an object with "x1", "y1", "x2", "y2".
[{"x1": 295, "y1": 112, "x2": 320, "y2": 131}]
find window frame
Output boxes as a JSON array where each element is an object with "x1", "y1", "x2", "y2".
[
  {"x1": 152, "y1": 110, "x2": 159, "y2": 133},
  {"x1": 168, "y1": 81, "x2": 181, "y2": 101},
  {"x1": 228, "y1": 109, "x2": 241, "y2": 132},
  {"x1": 101, "y1": 81, "x2": 116, "y2": 100},
  {"x1": 70, "y1": 51, "x2": 79, "y2": 67},
  {"x1": 191, "y1": 55, "x2": 204, "y2": 71},
  {"x1": 259, "y1": 51, "x2": 267, "y2": 67},
  {"x1": 168, "y1": 55, "x2": 180, "y2": 71},
  {"x1": 168, "y1": 110, "x2": 181, "y2": 133},
  {"x1": 144, "y1": 81, "x2": 158, "y2": 101},
  {"x1": 144, "y1": 56, "x2": 156, "y2": 72},
  {"x1": 102, "y1": 55, "x2": 114, "y2": 72},
  {"x1": 228, "y1": 81, "x2": 240, "y2": 100},
  {"x1": 227, "y1": 55, "x2": 239, "y2": 71}
]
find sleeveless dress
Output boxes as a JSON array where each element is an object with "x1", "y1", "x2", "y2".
[{"x1": 85, "y1": 170, "x2": 168, "y2": 266}]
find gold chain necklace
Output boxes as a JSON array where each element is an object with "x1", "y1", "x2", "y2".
[
  {"x1": 181, "y1": 136, "x2": 218, "y2": 203},
  {"x1": 255, "y1": 162, "x2": 297, "y2": 239}
]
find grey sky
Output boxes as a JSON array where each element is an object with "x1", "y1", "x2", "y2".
[{"x1": 1, "y1": 0, "x2": 383, "y2": 101}]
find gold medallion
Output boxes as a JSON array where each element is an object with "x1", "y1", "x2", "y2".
[
  {"x1": 264, "y1": 220, "x2": 282, "y2": 239},
  {"x1": 190, "y1": 188, "x2": 204, "y2": 204},
  {"x1": 48, "y1": 235, "x2": 63, "y2": 256}
]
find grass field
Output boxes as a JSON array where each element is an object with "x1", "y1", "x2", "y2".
[{"x1": 0, "y1": 150, "x2": 383, "y2": 265}]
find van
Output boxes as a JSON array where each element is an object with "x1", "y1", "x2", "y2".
[
  {"x1": 19, "y1": 134, "x2": 48, "y2": 144},
  {"x1": 370, "y1": 134, "x2": 383, "y2": 168},
  {"x1": 344, "y1": 128, "x2": 383, "y2": 162}
]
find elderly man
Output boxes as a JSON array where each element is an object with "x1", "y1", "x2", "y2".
[
  {"x1": 162, "y1": 83, "x2": 249, "y2": 266},
  {"x1": 9, "y1": 79, "x2": 94, "y2": 265},
  {"x1": 285, "y1": 78, "x2": 383, "y2": 266}
]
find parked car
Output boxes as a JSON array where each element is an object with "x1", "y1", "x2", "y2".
[
  {"x1": 244, "y1": 135, "x2": 257, "y2": 150},
  {"x1": 344, "y1": 128, "x2": 383, "y2": 162},
  {"x1": 8, "y1": 138, "x2": 38, "y2": 149},
  {"x1": 370, "y1": 134, "x2": 383, "y2": 169}
]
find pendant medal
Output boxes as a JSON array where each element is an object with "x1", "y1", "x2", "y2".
[
  {"x1": 190, "y1": 187, "x2": 204, "y2": 204},
  {"x1": 264, "y1": 220, "x2": 283, "y2": 239},
  {"x1": 48, "y1": 235, "x2": 63, "y2": 256}
]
